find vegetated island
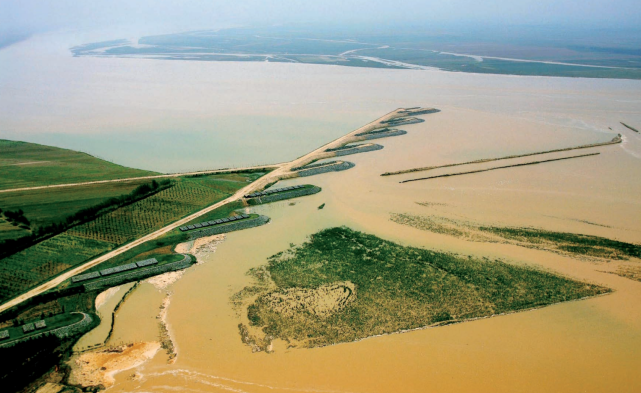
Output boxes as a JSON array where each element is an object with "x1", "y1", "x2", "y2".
[
  {"x1": 235, "y1": 227, "x2": 608, "y2": 350},
  {"x1": 391, "y1": 213, "x2": 641, "y2": 261},
  {"x1": 69, "y1": 28, "x2": 641, "y2": 80}
]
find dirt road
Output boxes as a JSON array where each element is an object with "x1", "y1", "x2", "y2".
[
  {"x1": 0, "y1": 164, "x2": 284, "y2": 194},
  {"x1": 0, "y1": 108, "x2": 409, "y2": 314}
]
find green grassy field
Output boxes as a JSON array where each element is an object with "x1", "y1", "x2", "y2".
[
  {"x1": 0, "y1": 172, "x2": 263, "y2": 304},
  {"x1": 0, "y1": 179, "x2": 157, "y2": 242},
  {"x1": 240, "y1": 227, "x2": 608, "y2": 349},
  {"x1": 1, "y1": 312, "x2": 84, "y2": 342},
  {"x1": 0, "y1": 139, "x2": 157, "y2": 190}
]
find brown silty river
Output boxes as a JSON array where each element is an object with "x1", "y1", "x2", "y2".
[
  {"x1": 93, "y1": 105, "x2": 640, "y2": 392},
  {"x1": 4, "y1": 32, "x2": 641, "y2": 393}
]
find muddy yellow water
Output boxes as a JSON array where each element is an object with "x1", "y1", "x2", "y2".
[
  {"x1": 73, "y1": 283, "x2": 136, "y2": 351},
  {"x1": 85, "y1": 100, "x2": 641, "y2": 393}
]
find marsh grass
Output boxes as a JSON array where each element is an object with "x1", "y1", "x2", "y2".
[
  {"x1": 240, "y1": 227, "x2": 607, "y2": 348},
  {"x1": 391, "y1": 213, "x2": 641, "y2": 260}
]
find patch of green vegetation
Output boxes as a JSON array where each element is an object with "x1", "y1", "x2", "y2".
[
  {"x1": 241, "y1": 227, "x2": 607, "y2": 348},
  {"x1": 72, "y1": 29, "x2": 641, "y2": 80},
  {"x1": 0, "y1": 139, "x2": 157, "y2": 190},
  {"x1": 392, "y1": 213, "x2": 640, "y2": 261},
  {"x1": 67, "y1": 178, "x2": 230, "y2": 244},
  {"x1": 0, "y1": 233, "x2": 116, "y2": 301},
  {"x1": 0, "y1": 180, "x2": 172, "y2": 260},
  {"x1": 2, "y1": 312, "x2": 84, "y2": 341},
  {"x1": 611, "y1": 265, "x2": 641, "y2": 283},
  {"x1": 479, "y1": 226, "x2": 641, "y2": 260},
  {"x1": 0, "y1": 179, "x2": 159, "y2": 242}
]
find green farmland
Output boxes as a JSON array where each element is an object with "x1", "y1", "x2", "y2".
[
  {"x1": 0, "y1": 172, "x2": 266, "y2": 304},
  {"x1": 0, "y1": 179, "x2": 158, "y2": 242},
  {"x1": 0, "y1": 139, "x2": 157, "y2": 190}
]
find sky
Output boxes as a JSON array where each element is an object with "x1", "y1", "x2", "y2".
[{"x1": 2, "y1": 0, "x2": 641, "y2": 37}]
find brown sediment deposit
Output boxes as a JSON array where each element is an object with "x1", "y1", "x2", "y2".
[
  {"x1": 383, "y1": 134, "x2": 620, "y2": 176},
  {"x1": 67, "y1": 342, "x2": 160, "y2": 388},
  {"x1": 175, "y1": 234, "x2": 225, "y2": 260},
  {"x1": 400, "y1": 152, "x2": 600, "y2": 183},
  {"x1": 95, "y1": 286, "x2": 121, "y2": 309},
  {"x1": 146, "y1": 271, "x2": 184, "y2": 290}
]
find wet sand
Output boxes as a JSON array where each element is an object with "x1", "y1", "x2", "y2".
[{"x1": 86, "y1": 104, "x2": 641, "y2": 392}]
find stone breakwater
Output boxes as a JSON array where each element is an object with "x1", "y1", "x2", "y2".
[
  {"x1": 400, "y1": 108, "x2": 441, "y2": 116},
  {"x1": 381, "y1": 117, "x2": 425, "y2": 126},
  {"x1": 295, "y1": 161, "x2": 355, "y2": 177},
  {"x1": 327, "y1": 143, "x2": 384, "y2": 157},
  {"x1": 186, "y1": 215, "x2": 270, "y2": 240},
  {"x1": 247, "y1": 186, "x2": 321, "y2": 205},
  {"x1": 83, "y1": 255, "x2": 194, "y2": 291},
  {"x1": 355, "y1": 129, "x2": 407, "y2": 141},
  {"x1": 0, "y1": 312, "x2": 94, "y2": 348}
]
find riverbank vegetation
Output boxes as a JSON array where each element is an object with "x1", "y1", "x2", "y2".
[
  {"x1": 391, "y1": 213, "x2": 641, "y2": 261},
  {"x1": 239, "y1": 227, "x2": 607, "y2": 349}
]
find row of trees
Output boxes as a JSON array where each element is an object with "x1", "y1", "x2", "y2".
[
  {"x1": 0, "y1": 180, "x2": 172, "y2": 260},
  {"x1": 0, "y1": 207, "x2": 31, "y2": 227}
]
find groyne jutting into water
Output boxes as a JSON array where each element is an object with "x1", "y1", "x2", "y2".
[
  {"x1": 325, "y1": 143, "x2": 384, "y2": 157},
  {"x1": 399, "y1": 108, "x2": 441, "y2": 116},
  {"x1": 383, "y1": 134, "x2": 623, "y2": 177},
  {"x1": 354, "y1": 128, "x2": 408, "y2": 141},
  {"x1": 80, "y1": 255, "x2": 195, "y2": 291},
  {"x1": 244, "y1": 184, "x2": 322, "y2": 205},
  {"x1": 400, "y1": 152, "x2": 601, "y2": 183},
  {"x1": 293, "y1": 160, "x2": 356, "y2": 177},
  {"x1": 180, "y1": 214, "x2": 271, "y2": 240},
  {"x1": 379, "y1": 117, "x2": 425, "y2": 127}
]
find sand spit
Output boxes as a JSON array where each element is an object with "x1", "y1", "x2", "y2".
[
  {"x1": 178, "y1": 234, "x2": 226, "y2": 261},
  {"x1": 95, "y1": 286, "x2": 121, "y2": 309},
  {"x1": 157, "y1": 293, "x2": 178, "y2": 363},
  {"x1": 67, "y1": 342, "x2": 160, "y2": 389},
  {"x1": 146, "y1": 271, "x2": 184, "y2": 290}
]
